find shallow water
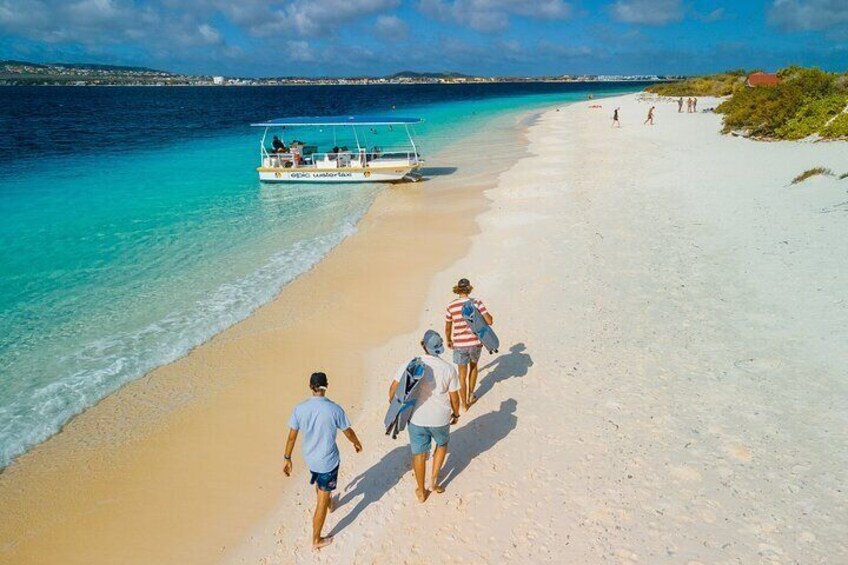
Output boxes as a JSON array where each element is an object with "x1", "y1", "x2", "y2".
[{"x1": 0, "y1": 82, "x2": 643, "y2": 468}]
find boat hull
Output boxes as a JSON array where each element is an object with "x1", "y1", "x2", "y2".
[{"x1": 258, "y1": 165, "x2": 417, "y2": 183}]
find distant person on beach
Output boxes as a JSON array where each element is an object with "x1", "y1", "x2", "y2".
[
  {"x1": 693, "y1": 97, "x2": 698, "y2": 112},
  {"x1": 644, "y1": 106, "x2": 655, "y2": 126},
  {"x1": 612, "y1": 107, "x2": 621, "y2": 128},
  {"x1": 445, "y1": 278, "x2": 493, "y2": 411},
  {"x1": 389, "y1": 330, "x2": 460, "y2": 502},
  {"x1": 283, "y1": 372, "x2": 363, "y2": 550},
  {"x1": 677, "y1": 97, "x2": 684, "y2": 113},
  {"x1": 687, "y1": 98, "x2": 693, "y2": 113}
]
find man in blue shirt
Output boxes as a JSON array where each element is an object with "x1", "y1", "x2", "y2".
[{"x1": 284, "y1": 372, "x2": 362, "y2": 550}]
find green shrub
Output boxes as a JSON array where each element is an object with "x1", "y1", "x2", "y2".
[
  {"x1": 718, "y1": 83, "x2": 805, "y2": 137},
  {"x1": 778, "y1": 66, "x2": 838, "y2": 99},
  {"x1": 821, "y1": 111, "x2": 848, "y2": 139},
  {"x1": 645, "y1": 70, "x2": 746, "y2": 97},
  {"x1": 776, "y1": 95, "x2": 848, "y2": 139},
  {"x1": 791, "y1": 167, "x2": 833, "y2": 184}
]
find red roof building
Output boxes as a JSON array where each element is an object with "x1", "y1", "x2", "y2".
[{"x1": 746, "y1": 72, "x2": 780, "y2": 87}]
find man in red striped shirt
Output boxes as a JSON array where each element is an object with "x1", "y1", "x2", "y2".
[{"x1": 444, "y1": 278, "x2": 494, "y2": 411}]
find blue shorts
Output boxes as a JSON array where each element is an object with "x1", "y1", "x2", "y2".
[
  {"x1": 408, "y1": 422, "x2": 450, "y2": 455},
  {"x1": 309, "y1": 464, "x2": 339, "y2": 492},
  {"x1": 453, "y1": 345, "x2": 482, "y2": 365}
]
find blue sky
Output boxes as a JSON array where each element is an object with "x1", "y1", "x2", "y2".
[{"x1": 1, "y1": 0, "x2": 846, "y2": 77}]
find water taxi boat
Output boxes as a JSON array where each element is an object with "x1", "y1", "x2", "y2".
[{"x1": 251, "y1": 115, "x2": 423, "y2": 183}]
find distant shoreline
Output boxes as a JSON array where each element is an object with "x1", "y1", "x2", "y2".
[
  {"x1": 0, "y1": 78, "x2": 670, "y2": 87},
  {"x1": 1, "y1": 61, "x2": 674, "y2": 87}
]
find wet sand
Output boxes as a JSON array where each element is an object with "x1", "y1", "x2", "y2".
[{"x1": 0, "y1": 109, "x2": 536, "y2": 563}]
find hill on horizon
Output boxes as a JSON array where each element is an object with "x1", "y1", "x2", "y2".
[
  {"x1": 387, "y1": 70, "x2": 474, "y2": 79},
  {"x1": 1, "y1": 60, "x2": 171, "y2": 74}
]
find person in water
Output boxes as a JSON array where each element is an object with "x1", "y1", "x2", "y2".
[
  {"x1": 445, "y1": 278, "x2": 493, "y2": 410},
  {"x1": 284, "y1": 372, "x2": 362, "y2": 550},
  {"x1": 389, "y1": 330, "x2": 460, "y2": 502},
  {"x1": 612, "y1": 107, "x2": 621, "y2": 128},
  {"x1": 644, "y1": 106, "x2": 656, "y2": 126}
]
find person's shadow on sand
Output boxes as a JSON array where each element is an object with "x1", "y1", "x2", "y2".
[
  {"x1": 476, "y1": 343, "x2": 533, "y2": 399},
  {"x1": 441, "y1": 398, "x2": 518, "y2": 488},
  {"x1": 328, "y1": 445, "x2": 409, "y2": 536}
]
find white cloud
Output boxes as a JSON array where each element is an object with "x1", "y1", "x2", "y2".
[
  {"x1": 419, "y1": 0, "x2": 573, "y2": 32},
  {"x1": 608, "y1": 0, "x2": 684, "y2": 26},
  {"x1": 197, "y1": 24, "x2": 222, "y2": 45},
  {"x1": 768, "y1": 0, "x2": 848, "y2": 31},
  {"x1": 219, "y1": 0, "x2": 400, "y2": 37},
  {"x1": 0, "y1": 0, "x2": 401, "y2": 46},
  {"x1": 0, "y1": 0, "x2": 155, "y2": 43},
  {"x1": 284, "y1": 40, "x2": 319, "y2": 63},
  {"x1": 496, "y1": 39, "x2": 529, "y2": 61},
  {"x1": 374, "y1": 14, "x2": 408, "y2": 41}
]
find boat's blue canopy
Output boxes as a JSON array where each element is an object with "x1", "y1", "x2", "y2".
[{"x1": 251, "y1": 115, "x2": 422, "y2": 127}]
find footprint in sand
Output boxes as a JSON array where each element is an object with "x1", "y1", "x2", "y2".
[
  {"x1": 700, "y1": 509, "x2": 717, "y2": 524},
  {"x1": 615, "y1": 548, "x2": 639, "y2": 562},
  {"x1": 798, "y1": 531, "x2": 817, "y2": 543},
  {"x1": 724, "y1": 444, "x2": 753, "y2": 463},
  {"x1": 453, "y1": 495, "x2": 466, "y2": 511},
  {"x1": 669, "y1": 465, "x2": 702, "y2": 482},
  {"x1": 734, "y1": 357, "x2": 782, "y2": 373}
]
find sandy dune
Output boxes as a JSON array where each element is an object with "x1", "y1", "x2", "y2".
[{"x1": 233, "y1": 94, "x2": 848, "y2": 564}]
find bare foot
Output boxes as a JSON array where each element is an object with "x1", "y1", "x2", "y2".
[
  {"x1": 431, "y1": 484, "x2": 445, "y2": 494},
  {"x1": 467, "y1": 394, "x2": 478, "y2": 407},
  {"x1": 313, "y1": 536, "x2": 333, "y2": 551},
  {"x1": 416, "y1": 488, "x2": 429, "y2": 503}
]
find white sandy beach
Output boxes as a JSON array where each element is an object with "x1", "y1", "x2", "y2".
[{"x1": 231, "y1": 93, "x2": 848, "y2": 564}]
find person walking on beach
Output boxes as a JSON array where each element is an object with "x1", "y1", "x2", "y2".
[
  {"x1": 677, "y1": 97, "x2": 684, "y2": 113},
  {"x1": 389, "y1": 330, "x2": 460, "y2": 502},
  {"x1": 644, "y1": 106, "x2": 655, "y2": 126},
  {"x1": 612, "y1": 107, "x2": 621, "y2": 128},
  {"x1": 445, "y1": 278, "x2": 493, "y2": 411},
  {"x1": 693, "y1": 97, "x2": 698, "y2": 112},
  {"x1": 687, "y1": 97, "x2": 693, "y2": 113},
  {"x1": 283, "y1": 372, "x2": 363, "y2": 550}
]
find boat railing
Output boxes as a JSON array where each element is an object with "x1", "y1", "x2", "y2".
[{"x1": 261, "y1": 146, "x2": 420, "y2": 169}]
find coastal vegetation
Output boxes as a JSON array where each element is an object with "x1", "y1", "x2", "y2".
[
  {"x1": 644, "y1": 70, "x2": 746, "y2": 97},
  {"x1": 791, "y1": 167, "x2": 834, "y2": 185},
  {"x1": 647, "y1": 66, "x2": 848, "y2": 141}
]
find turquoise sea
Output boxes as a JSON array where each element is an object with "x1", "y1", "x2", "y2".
[{"x1": 0, "y1": 82, "x2": 642, "y2": 469}]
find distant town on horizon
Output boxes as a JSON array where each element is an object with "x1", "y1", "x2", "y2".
[{"x1": 0, "y1": 60, "x2": 681, "y2": 87}]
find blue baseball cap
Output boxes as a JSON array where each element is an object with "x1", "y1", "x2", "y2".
[{"x1": 422, "y1": 330, "x2": 444, "y2": 355}]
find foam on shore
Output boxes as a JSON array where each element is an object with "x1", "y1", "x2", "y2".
[{"x1": 0, "y1": 102, "x2": 541, "y2": 564}]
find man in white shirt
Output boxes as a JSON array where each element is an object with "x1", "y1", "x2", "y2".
[{"x1": 389, "y1": 330, "x2": 460, "y2": 502}]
